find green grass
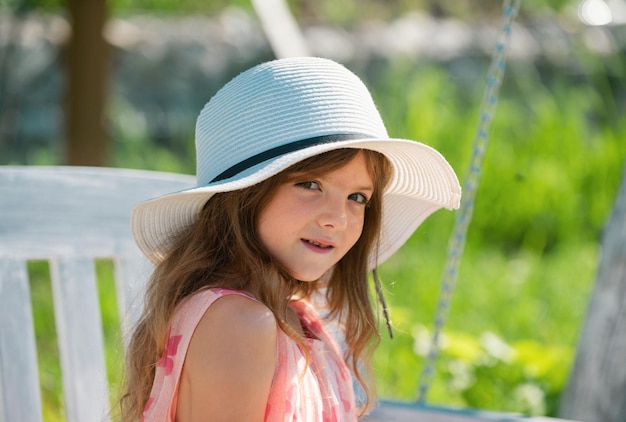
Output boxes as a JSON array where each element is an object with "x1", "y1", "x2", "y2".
[
  {"x1": 28, "y1": 261, "x2": 65, "y2": 422},
  {"x1": 374, "y1": 240, "x2": 597, "y2": 415},
  {"x1": 27, "y1": 54, "x2": 625, "y2": 419}
]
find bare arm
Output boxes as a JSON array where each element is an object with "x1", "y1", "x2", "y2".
[{"x1": 176, "y1": 294, "x2": 278, "y2": 422}]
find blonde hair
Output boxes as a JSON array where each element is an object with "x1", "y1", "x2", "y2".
[{"x1": 119, "y1": 148, "x2": 392, "y2": 420}]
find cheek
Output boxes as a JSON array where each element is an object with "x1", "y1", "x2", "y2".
[
  {"x1": 257, "y1": 200, "x2": 298, "y2": 249},
  {"x1": 256, "y1": 209, "x2": 276, "y2": 250},
  {"x1": 346, "y1": 217, "x2": 366, "y2": 247}
]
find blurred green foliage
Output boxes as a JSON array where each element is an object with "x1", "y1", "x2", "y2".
[
  {"x1": 371, "y1": 58, "x2": 625, "y2": 253},
  {"x1": 1, "y1": 0, "x2": 583, "y2": 21}
]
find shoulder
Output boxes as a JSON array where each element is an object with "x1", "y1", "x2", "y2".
[
  {"x1": 178, "y1": 294, "x2": 278, "y2": 420},
  {"x1": 190, "y1": 293, "x2": 278, "y2": 356},
  {"x1": 183, "y1": 289, "x2": 276, "y2": 333},
  {"x1": 203, "y1": 293, "x2": 277, "y2": 337}
]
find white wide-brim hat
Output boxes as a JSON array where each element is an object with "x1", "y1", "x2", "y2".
[{"x1": 131, "y1": 57, "x2": 461, "y2": 267}]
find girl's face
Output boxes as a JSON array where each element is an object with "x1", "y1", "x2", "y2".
[{"x1": 257, "y1": 152, "x2": 374, "y2": 282}]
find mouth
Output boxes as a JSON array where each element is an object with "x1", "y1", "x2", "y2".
[{"x1": 302, "y1": 239, "x2": 334, "y2": 249}]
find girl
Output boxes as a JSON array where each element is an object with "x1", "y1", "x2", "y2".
[{"x1": 121, "y1": 57, "x2": 461, "y2": 421}]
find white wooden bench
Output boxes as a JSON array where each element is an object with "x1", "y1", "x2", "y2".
[
  {"x1": 0, "y1": 166, "x2": 576, "y2": 422},
  {"x1": 0, "y1": 166, "x2": 195, "y2": 421}
]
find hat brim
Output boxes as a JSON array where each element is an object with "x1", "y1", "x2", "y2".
[{"x1": 131, "y1": 137, "x2": 461, "y2": 267}]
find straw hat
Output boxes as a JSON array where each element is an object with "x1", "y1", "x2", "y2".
[{"x1": 131, "y1": 57, "x2": 461, "y2": 267}]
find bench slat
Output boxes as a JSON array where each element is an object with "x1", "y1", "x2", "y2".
[
  {"x1": 50, "y1": 257, "x2": 110, "y2": 422},
  {"x1": 0, "y1": 258, "x2": 43, "y2": 422}
]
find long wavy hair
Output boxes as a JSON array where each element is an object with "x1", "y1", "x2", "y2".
[{"x1": 119, "y1": 148, "x2": 392, "y2": 420}]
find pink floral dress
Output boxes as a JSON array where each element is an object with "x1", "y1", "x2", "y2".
[{"x1": 142, "y1": 288, "x2": 357, "y2": 421}]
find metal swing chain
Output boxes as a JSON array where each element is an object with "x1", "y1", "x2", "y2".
[{"x1": 416, "y1": 0, "x2": 522, "y2": 403}]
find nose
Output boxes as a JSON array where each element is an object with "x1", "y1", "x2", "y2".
[{"x1": 317, "y1": 195, "x2": 348, "y2": 230}]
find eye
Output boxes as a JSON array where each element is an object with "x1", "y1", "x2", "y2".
[
  {"x1": 295, "y1": 181, "x2": 320, "y2": 191},
  {"x1": 349, "y1": 192, "x2": 369, "y2": 205}
]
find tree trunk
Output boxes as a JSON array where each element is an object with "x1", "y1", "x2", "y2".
[
  {"x1": 559, "y1": 165, "x2": 626, "y2": 422},
  {"x1": 65, "y1": 0, "x2": 109, "y2": 166}
]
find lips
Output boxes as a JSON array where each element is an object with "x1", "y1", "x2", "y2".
[{"x1": 303, "y1": 238, "x2": 334, "y2": 249}]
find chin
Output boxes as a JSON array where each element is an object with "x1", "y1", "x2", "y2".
[
  {"x1": 294, "y1": 275, "x2": 321, "y2": 283},
  {"x1": 290, "y1": 271, "x2": 326, "y2": 283}
]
